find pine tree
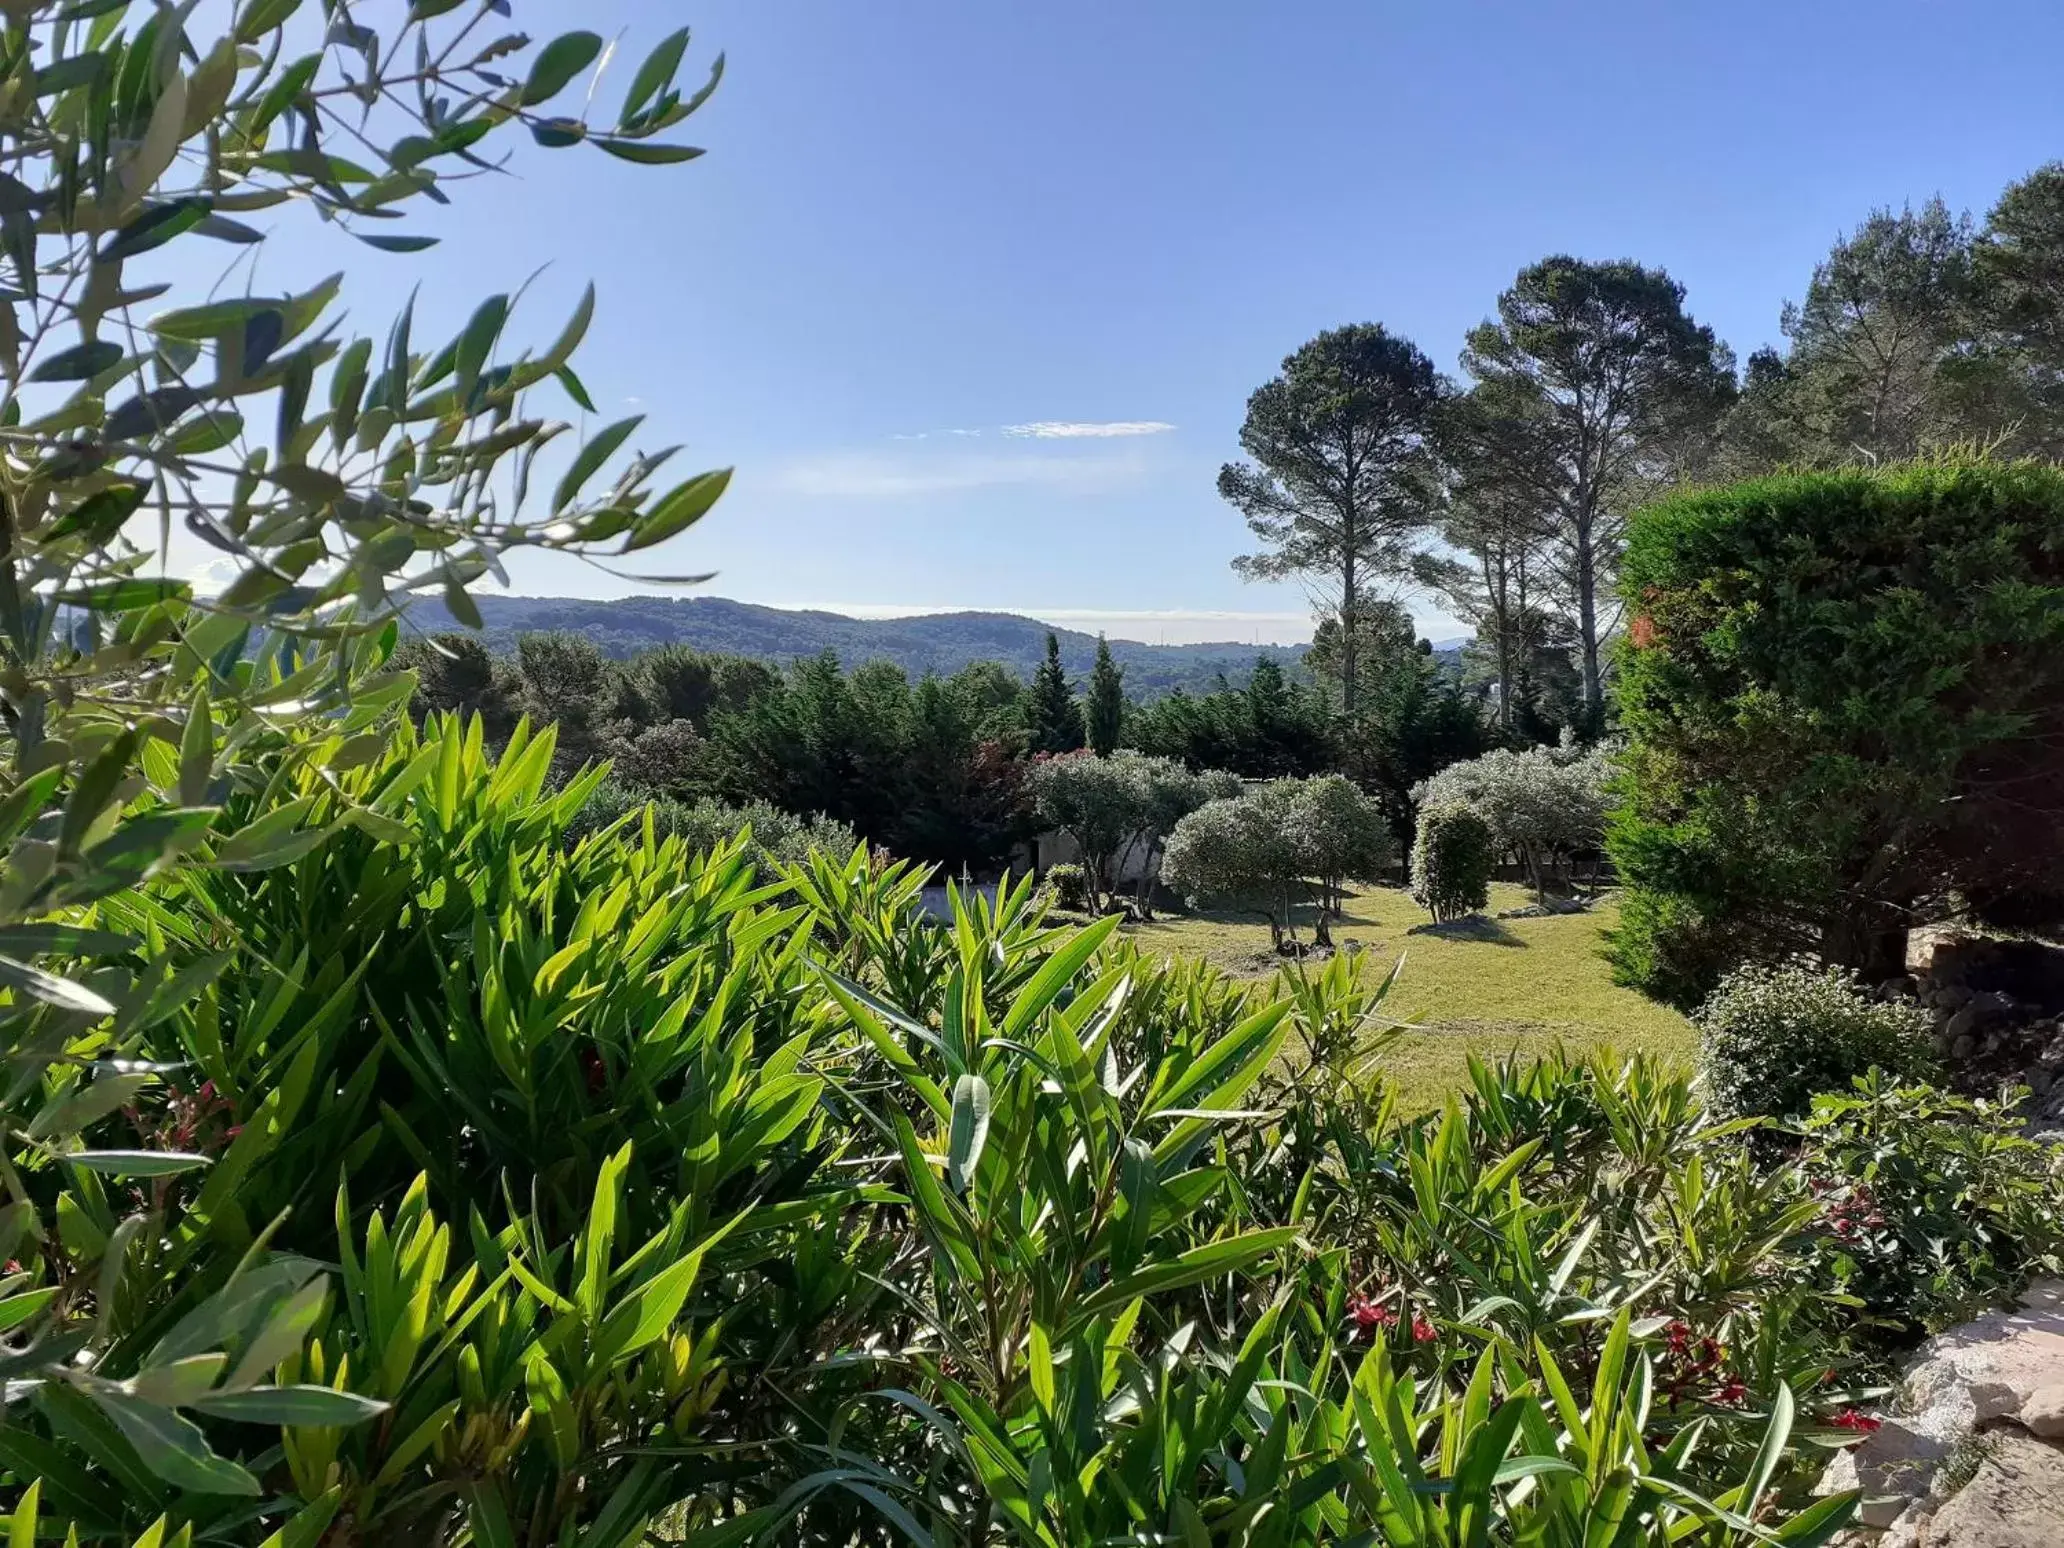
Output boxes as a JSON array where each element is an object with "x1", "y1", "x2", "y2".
[
  {"x1": 1085, "y1": 635, "x2": 1125, "y2": 755},
  {"x1": 1027, "y1": 632, "x2": 1086, "y2": 754}
]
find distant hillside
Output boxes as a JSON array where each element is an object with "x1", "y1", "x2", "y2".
[{"x1": 406, "y1": 595, "x2": 1323, "y2": 697}]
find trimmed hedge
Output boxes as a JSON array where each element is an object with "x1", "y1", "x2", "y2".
[
  {"x1": 1410, "y1": 802, "x2": 1494, "y2": 922},
  {"x1": 1609, "y1": 460, "x2": 2064, "y2": 1006}
]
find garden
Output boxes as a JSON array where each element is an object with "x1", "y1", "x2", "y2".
[{"x1": 0, "y1": 4, "x2": 2062, "y2": 1546}]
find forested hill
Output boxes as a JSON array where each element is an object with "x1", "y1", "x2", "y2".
[{"x1": 406, "y1": 594, "x2": 1323, "y2": 697}]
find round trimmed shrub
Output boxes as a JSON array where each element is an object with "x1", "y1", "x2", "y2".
[
  {"x1": 1410, "y1": 803, "x2": 1493, "y2": 923},
  {"x1": 1693, "y1": 963, "x2": 1936, "y2": 1120},
  {"x1": 1043, "y1": 861, "x2": 1090, "y2": 913}
]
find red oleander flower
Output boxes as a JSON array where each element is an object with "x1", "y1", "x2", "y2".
[
  {"x1": 1713, "y1": 1377, "x2": 1749, "y2": 1406},
  {"x1": 1410, "y1": 1315, "x2": 1437, "y2": 1343},
  {"x1": 1346, "y1": 1296, "x2": 1397, "y2": 1336},
  {"x1": 1830, "y1": 1409, "x2": 1881, "y2": 1434}
]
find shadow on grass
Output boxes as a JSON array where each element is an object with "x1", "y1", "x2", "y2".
[{"x1": 1404, "y1": 914, "x2": 1527, "y2": 947}]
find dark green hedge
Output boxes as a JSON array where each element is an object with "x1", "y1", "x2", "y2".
[{"x1": 1608, "y1": 459, "x2": 2064, "y2": 1006}]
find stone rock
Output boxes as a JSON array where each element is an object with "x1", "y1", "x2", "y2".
[
  {"x1": 1924, "y1": 1429, "x2": 2064, "y2": 1547},
  {"x1": 2024, "y1": 1382, "x2": 2064, "y2": 1439},
  {"x1": 1879, "y1": 975, "x2": 1917, "y2": 1002},
  {"x1": 1943, "y1": 1005, "x2": 1986, "y2": 1048},
  {"x1": 1950, "y1": 1032, "x2": 1977, "y2": 1061},
  {"x1": 1970, "y1": 1381, "x2": 2024, "y2": 1422},
  {"x1": 1934, "y1": 984, "x2": 1976, "y2": 1015},
  {"x1": 1816, "y1": 1280, "x2": 2064, "y2": 1542}
]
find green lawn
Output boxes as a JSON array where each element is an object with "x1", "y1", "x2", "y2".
[{"x1": 1123, "y1": 883, "x2": 1694, "y2": 1109}]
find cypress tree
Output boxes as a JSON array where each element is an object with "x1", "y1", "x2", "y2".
[
  {"x1": 1085, "y1": 635, "x2": 1125, "y2": 755},
  {"x1": 1027, "y1": 631, "x2": 1086, "y2": 754}
]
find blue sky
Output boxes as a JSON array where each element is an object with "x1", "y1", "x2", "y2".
[{"x1": 195, "y1": 0, "x2": 2064, "y2": 643}]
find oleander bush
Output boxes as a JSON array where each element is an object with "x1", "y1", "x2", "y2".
[
  {"x1": 1795, "y1": 1073, "x2": 2064, "y2": 1349},
  {"x1": 30, "y1": 704, "x2": 2057, "y2": 1540},
  {"x1": 0, "y1": 2, "x2": 2054, "y2": 1540},
  {"x1": 24, "y1": 706, "x2": 2058, "y2": 1539}
]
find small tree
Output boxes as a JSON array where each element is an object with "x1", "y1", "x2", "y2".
[
  {"x1": 1284, "y1": 774, "x2": 1393, "y2": 923},
  {"x1": 1085, "y1": 635, "x2": 1126, "y2": 755},
  {"x1": 1415, "y1": 742, "x2": 1611, "y2": 901},
  {"x1": 1027, "y1": 750, "x2": 1141, "y2": 911},
  {"x1": 1121, "y1": 756, "x2": 1239, "y2": 918},
  {"x1": 1027, "y1": 631, "x2": 1086, "y2": 754},
  {"x1": 1162, "y1": 787, "x2": 1309, "y2": 951},
  {"x1": 1411, "y1": 804, "x2": 1494, "y2": 923}
]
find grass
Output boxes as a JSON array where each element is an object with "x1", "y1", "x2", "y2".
[{"x1": 1124, "y1": 883, "x2": 1694, "y2": 1110}]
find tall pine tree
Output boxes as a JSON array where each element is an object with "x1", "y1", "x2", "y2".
[
  {"x1": 1085, "y1": 635, "x2": 1125, "y2": 754},
  {"x1": 1027, "y1": 632, "x2": 1086, "y2": 754}
]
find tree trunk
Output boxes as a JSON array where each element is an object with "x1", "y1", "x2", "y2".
[
  {"x1": 1487, "y1": 544, "x2": 1513, "y2": 734},
  {"x1": 1340, "y1": 549, "x2": 1359, "y2": 721},
  {"x1": 1574, "y1": 505, "x2": 1603, "y2": 730}
]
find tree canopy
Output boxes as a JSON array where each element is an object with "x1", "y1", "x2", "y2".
[
  {"x1": 1220, "y1": 324, "x2": 1444, "y2": 718},
  {"x1": 1461, "y1": 258, "x2": 1735, "y2": 729}
]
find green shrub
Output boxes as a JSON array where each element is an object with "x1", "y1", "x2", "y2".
[
  {"x1": 1043, "y1": 859, "x2": 1091, "y2": 911},
  {"x1": 0, "y1": 0, "x2": 730, "y2": 1516},
  {"x1": 1798, "y1": 1073, "x2": 2064, "y2": 1345},
  {"x1": 1694, "y1": 963, "x2": 1936, "y2": 1120},
  {"x1": 14, "y1": 710, "x2": 1917, "y2": 1542},
  {"x1": 1410, "y1": 802, "x2": 1494, "y2": 921},
  {"x1": 1611, "y1": 459, "x2": 2064, "y2": 1005},
  {"x1": 569, "y1": 779, "x2": 858, "y2": 874}
]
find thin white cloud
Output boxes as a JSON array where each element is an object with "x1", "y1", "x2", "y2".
[
  {"x1": 186, "y1": 556, "x2": 239, "y2": 596},
  {"x1": 768, "y1": 449, "x2": 1148, "y2": 499},
  {"x1": 1003, "y1": 420, "x2": 1177, "y2": 439}
]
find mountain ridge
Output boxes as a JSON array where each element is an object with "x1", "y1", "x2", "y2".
[{"x1": 405, "y1": 594, "x2": 1465, "y2": 698}]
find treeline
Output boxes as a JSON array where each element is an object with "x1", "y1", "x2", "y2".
[
  {"x1": 394, "y1": 613, "x2": 1493, "y2": 871},
  {"x1": 1226, "y1": 163, "x2": 2064, "y2": 738}
]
